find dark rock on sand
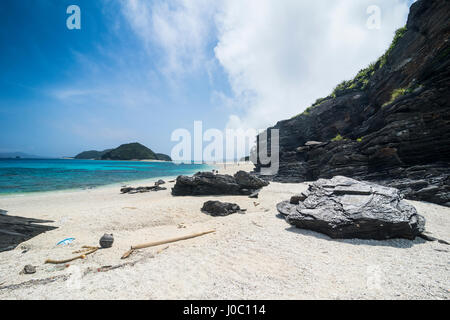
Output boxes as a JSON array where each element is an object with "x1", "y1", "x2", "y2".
[
  {"x1": 249, "y1": 190, "x2": 260, "y2": 199},
  {"x1": 0, "y1": 215, "x2": 57, "y2": 252},
  {"x1": 121, "y1": 185, "x2": 167, "y2": 194},
  {"x1": 234, "y1": 171, "x2": 268, "y2": 190},
  {"x1": 277, "y1": 176, "x2": 426, "y2": 240},
  {"x1": 155, "y1": 179, "x2": 165, "y2": 186},
  {"x1": 171, "y1": 171, "x2": 268, "y2": 196},
  {"x1": 253, "y1": 0, "x2": 450, "y2": 207},
  {"x1": 276, "y1": 201, "x2": 297, "y2": 217},
  {"x1": 99, "y1": 233, "x2": 114, "y2": 248},
  {"x1": 22, "y1": 265, "x2": 36, "y2": 274},
  {"x1": 201, "y1": 201, "x2": 245, "y2": 216}
]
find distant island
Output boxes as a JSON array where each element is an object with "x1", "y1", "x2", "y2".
[
  {"x1": 75, "y1": 142, "x2": 172, "y2": 161},
  {"x1": 0, "y1": 152, "x2": 44, "y2": 159},
  {"x1": 73, "y1": 149, "x2": 113, "y2": 160}
]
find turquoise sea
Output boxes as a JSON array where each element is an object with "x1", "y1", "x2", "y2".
[{"x1": 0, "y1": 159, "x2": 211, "y2": 194}]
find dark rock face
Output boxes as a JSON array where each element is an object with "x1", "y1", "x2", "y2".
[
  {"x1": 254, "y1": 0, "x2": 450, "y2": 206},
  {"x1": 290, "y1": 193, "x2": 307, "y2": 204},
  {"x1": 201, "y1": 201, "x2": 244, "y2": 216},
  {"x1": 277, "y1": 176, "x2": 426, "y2": 240},
  {"x1": 171, "y1": 171, "x2": 268, "y2": 196}
]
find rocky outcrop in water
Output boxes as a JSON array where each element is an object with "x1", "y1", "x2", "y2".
[
  {"x1": 277, "y1": 176, "x2": 426, "y2": 240},
  {"x1": 254, "y1": 0, "x2": 450, "y2": 206},
  {"x1": 172, "y1": 171, "x2": 269, "y2": 196}
]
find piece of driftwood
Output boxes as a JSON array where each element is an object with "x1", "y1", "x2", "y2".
[
  {"x1": 45, "y1": 246, "x2": 99, "y2": 264},
  {"x1": 121, "y1": 230, "x2": 215, "y2": 259},
  {"x1": 0, "y1": 214, "x2": 57, "y2": 252},
  {"x1": 72, "y1": 245, "x2": 98, "y2": 254}
]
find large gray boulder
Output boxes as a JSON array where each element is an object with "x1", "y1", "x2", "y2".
[
  {"x1": 172, "y1": 171, "x2": 268, "y2": 196},
  {"x1": 277, "y1": 176, "x2": 425, "y2": 240}
]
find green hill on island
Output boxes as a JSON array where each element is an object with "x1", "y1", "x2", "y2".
[
  {"x1": 155, "y1": 153, "x2": 172, "y2": 161},
  {"x1": 74, "y1": 149, "x2": 113, "y2": 160},
  {"x1": 101, "y1": 143, "x2": 157, "y2": 160},
  {"x1": 75, "y1": 143, "x2": 172, "y2": 161}
]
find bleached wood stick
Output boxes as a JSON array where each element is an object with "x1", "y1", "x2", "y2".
[
  {"x1": 121, "y1": 230, "x2": 215, "y2": 259},
  {"x1": 45, "y1": 247, "x2": 99, "y2": 264}
]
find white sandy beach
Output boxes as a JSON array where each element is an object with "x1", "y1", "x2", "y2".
[{"x1": 0, "y1": 162, "x2": 449, "y2": 300}]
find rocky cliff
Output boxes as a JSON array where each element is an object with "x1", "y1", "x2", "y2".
[{"x1": 254, "y1": 0, "x2": 450, "y2": 206}]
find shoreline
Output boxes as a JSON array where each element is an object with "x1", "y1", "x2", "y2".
[
  {"x1": 0, "y1": 159, "x2": 253, "y2": 200},
  {"x1": 0, "y1": 161, "x2": 253, "y2": 198},
  {"x1": 0, "y1": 161, "x2": 448, "y2": 299}
]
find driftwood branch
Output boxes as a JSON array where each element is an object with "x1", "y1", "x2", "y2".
[
  {"x1": 121, "y1": 230, "x2": 215, "y2": 259},
  {"x1": 45, "y1": 246, "x2": 99, "y2": 264}
]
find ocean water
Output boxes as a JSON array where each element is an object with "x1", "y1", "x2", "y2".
[{"x1": 0, "y1": 159, "x2": 211, "y2": 194}]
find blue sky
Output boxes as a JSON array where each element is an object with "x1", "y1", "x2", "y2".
[{"x1": 0, "y1": 0, "x2": 415, "y2": 158}]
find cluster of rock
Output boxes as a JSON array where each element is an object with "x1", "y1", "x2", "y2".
[
  {"x1": 254, "y1": 0, "x2": 450, "y2": 207},
  {"x1": 171, "y1": 171, "x2": 268, "y2": 196},
  {"x1": 277, "y1": 176, "x2": 426, "y2": 240},
  {"x1": 121, "y1": 179, "x2": 166, "y2": 194},
  {"x1": 201, "y1": 201, "x2": 246, "y2": 217}
]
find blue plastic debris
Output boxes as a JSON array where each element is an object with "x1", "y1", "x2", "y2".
[{"x1": 56, "y1": 237, "x2": 75, "y2": 246}]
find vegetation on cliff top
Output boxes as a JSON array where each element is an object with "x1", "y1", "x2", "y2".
[{"x1": 292, "y1": 26, "x2": 408, "y2": 119}]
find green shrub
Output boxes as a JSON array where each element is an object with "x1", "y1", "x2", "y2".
[
  {"x1": 379, "y1": 27, "x2": 407, "y2": 67},
  {"x1": 331, "y1": 134, "x2": 344, "y2": 142},
  {"x1": 382, "y1": 86, "x2": 414, "y2": 107},
  {"x1": 292, "y1": 26, "x2": 407, "y2": 118},
  {"x1": 311, "y1": 96, "x2": 330, "y2": 107}
]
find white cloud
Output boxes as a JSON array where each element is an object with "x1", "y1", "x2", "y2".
[
  {"x1": 120, "y1": 0, "x2": 217, "y2": 77},
  {"x1": 214, "y1": 0, "x2": 411, "y2": 131},
  {"x1": 118, "y1": 0, "x2": 411, "y2": 136}
]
